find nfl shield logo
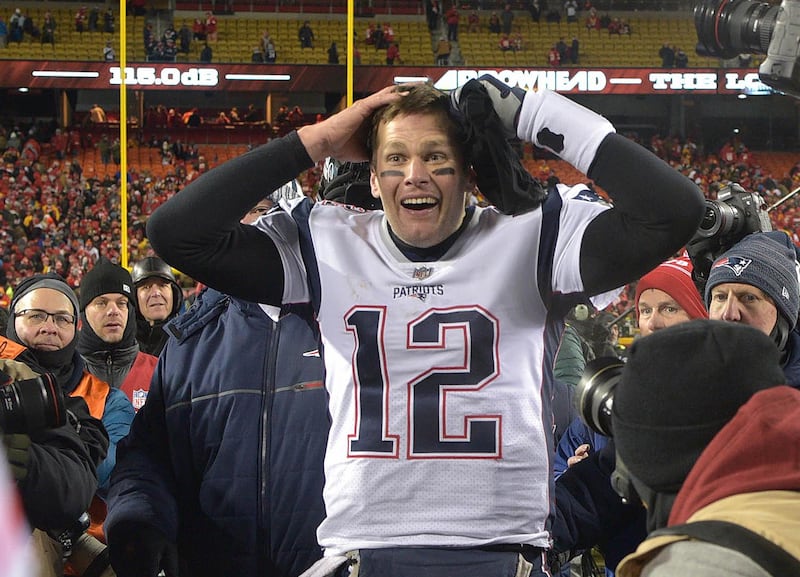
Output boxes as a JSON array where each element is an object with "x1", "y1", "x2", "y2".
[
  {"x1": 412, "y1": 266, "x2": 433, "y2": 281},
  {"x1": 132, "y1": 388, "x2": 148, "y2": 411}
]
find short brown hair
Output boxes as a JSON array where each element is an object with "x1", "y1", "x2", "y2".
[{"x1": 367, "y1": 83, "x2": 468, "y2": 169}]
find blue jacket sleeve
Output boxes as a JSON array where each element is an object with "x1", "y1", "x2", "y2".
[
  {"x1": 554, "y1": 418, "x2": 592, "y2": 479},
  {"x1": 96, "y1": 387, "x2": 135, "y2": 496},
  {"x1": 552, "y1": 440, "x2": 643, "y2": 557},
  {"x1": 105, "y1": 357, "x2": 180, "y2": 542},
  {"x1": 554, "y1": 418, "x2": 610, "y2": 479}
]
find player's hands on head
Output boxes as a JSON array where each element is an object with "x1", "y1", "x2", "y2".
[{"x1": 298, "y1": 84, "x2": 406, "y2": 164}]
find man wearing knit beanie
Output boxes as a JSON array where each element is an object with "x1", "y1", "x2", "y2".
[
  {"x1": 705, "y1": 231, "x2": 800, "y2": 387},
  {"x1": 3, "y1": 272, "x2": 133, "y2": 573},
  {"x1": 78, "y1": 257, "x2": 158, "y2": 412},
  {"x1": 551, "y1": 257, "x2": 708, "y2": 576},
  {"x1": 635, "y1": 256, "x2": 707, "y2": 337},
  {"x1": 614, "y1": 319, "x2": 800, "y2": 577},
  {"x1": 0, "y1": 273, "x2": 108, "y2": 519}
]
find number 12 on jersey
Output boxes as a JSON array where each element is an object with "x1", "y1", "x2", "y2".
[{"x1": 345, "y1": 305, "x2": 502, "y2": 459}]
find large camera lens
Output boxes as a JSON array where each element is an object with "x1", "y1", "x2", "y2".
[
  {"x1": 0, "y1": 373, "x2": 67, "y2": 434},
  {"x1": 575, "y1": 357, "x2": 625, "y2": 438},
  {"x1": 695, "y1": 0, "x2": 779, "y2": 59},
  {"x1": 694, "y1": 199, "x2": 742, "y2": 239}
]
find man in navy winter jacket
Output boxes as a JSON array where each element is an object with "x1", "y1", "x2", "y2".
[
  {"x1": 105, "y1": 285, "x2": 328, "y2": 577},
  {"x1": 106, "y1": 193, "x2": 329, "y2": 577}
]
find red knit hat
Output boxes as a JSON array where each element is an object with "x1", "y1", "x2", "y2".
[{"x1": 634, "y1": 257, "x2": 708, "y2": 321}]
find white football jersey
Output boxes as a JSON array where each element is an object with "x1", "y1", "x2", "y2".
[{"x1": 257, "y1": 188, "x2": 610, "y2": 555}]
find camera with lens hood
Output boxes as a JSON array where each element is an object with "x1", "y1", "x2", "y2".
[
  {"x1": 695, "y1": 0, "x2": 800, "y2": 97},
  {"x1": 686, "y1": 183, "x2": 772, "y2": 293},
  {"x1": 574, "y1": 356, "x2": 626, "y2": 438},
  {"x1": 0, "y1": 369, "x2": 67, "y2": 434}
]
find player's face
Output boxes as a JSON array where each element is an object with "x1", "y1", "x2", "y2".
[
  {"x1": 637, "y1": 288, "x2": 693, "y2": 337},
  {"x1": 707, "y1": 282, "x2": 778, "y2": 336},
  {"x1": 370, "y1": 112, "x2": 474, "y2": 249},
  {"x1": 85, "y1": 293, "x2": 129, "y2": 344}
]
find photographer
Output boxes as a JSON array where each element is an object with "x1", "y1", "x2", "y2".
[
  {"x1": 3, "y1": 273, "x2": 133, "y2": 574},
  {"x1": 0, "y1": 356, "x2": 107, "y2": 533},
  {"x1": 551, "y1": 257, "x2": 708, "y2": 576},
  {"x1": 612, "y1": 320, "x2": 800, "y2": 576},
  {"x1": 704, "y1": 231, "x2": 800, "y2": 387}
]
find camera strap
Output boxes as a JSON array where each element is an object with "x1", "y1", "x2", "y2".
[{"x1": 650, "y1": 520, "x2": 800, "y2": 576}]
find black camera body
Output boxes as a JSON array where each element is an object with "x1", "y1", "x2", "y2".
[
  {"x1": 686, "y1": 183, "x2": 772, "y2": 293},
  {"x1": 0, "y1": 371, "x2": 67, "y2": 434},
  {"x1": 49, "y1": 511, "x2": 114, "y2": 577},
  {"x1": 695, "y1": 0, "x2": 800, "y2": 98}
]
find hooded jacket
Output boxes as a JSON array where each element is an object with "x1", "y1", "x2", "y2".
[
  {"x1": 106, "y1": 288, "x2": 329, "y2": 577},
  {"x1": 617, "y1": 386, "x2": 800, "y2": 577},
  {"x1": 78, "y1": 303, "x2": 157, "y2": 411},
  {"x1": 0, "y1": 337, "x2": 108, "y2": 531}
]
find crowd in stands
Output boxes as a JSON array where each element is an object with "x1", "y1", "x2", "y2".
[
  {"x1": 140, "y1": 12, "x2": 216, "y2": 62},
  {"x1": 1, "y1": 5, "x2": 117, "y2": 56},
  {"x1": 659, "y1": 42, "x2": 689, "y2": 67},
  {"x1": 0, "y1": 117, "x2": 797, "y2": 318},
  {"x1": 75, "y1": 6, "x2": 115, "y2": 35},
  {"x1": 546, "y1": 35, "x2": 579, "y2": 65},
  {"x1": 365, "y1": 21, "x2": 396, "y2": 49},
  {"x1": 254, "y1": 28, "x2": 277, "y2": 63}
]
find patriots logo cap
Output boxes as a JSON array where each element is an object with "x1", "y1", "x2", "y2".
[
  {"x1": 710, "y1": 256, "x2": 752, "y2": 277},
  {"x1": 705, "y1": 232, "x2": 799, "y2": 329}
]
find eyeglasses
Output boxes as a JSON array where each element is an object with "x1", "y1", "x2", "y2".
[{"x1": 16, "y1": 308, "x2": 76, "y2": 329}]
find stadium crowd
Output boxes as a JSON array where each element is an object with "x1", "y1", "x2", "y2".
[
  {"x1": 0, "y1": 119, "x2": 798, "y2": 306},
  {"x1": 0, "y1": 71, "x2": 799, "y2": 577}
]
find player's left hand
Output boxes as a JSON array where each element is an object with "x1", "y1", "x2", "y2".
[{"x1": 450, "y1": 75, "x2": 526, "y2": 139}]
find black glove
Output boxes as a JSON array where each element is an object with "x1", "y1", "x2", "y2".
[
  {"x1": 3, "y1": 433, "x2": 31, "y2": 481},
  {"x1": 108, "y1": 520, "x2": 180, "y2": 577},
  {"x1": 450, "y1": 77, "x2": 547, "y2": 215},
  {"x1": 450, "y1": 74, "x2": 526, "y2": 139}
]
